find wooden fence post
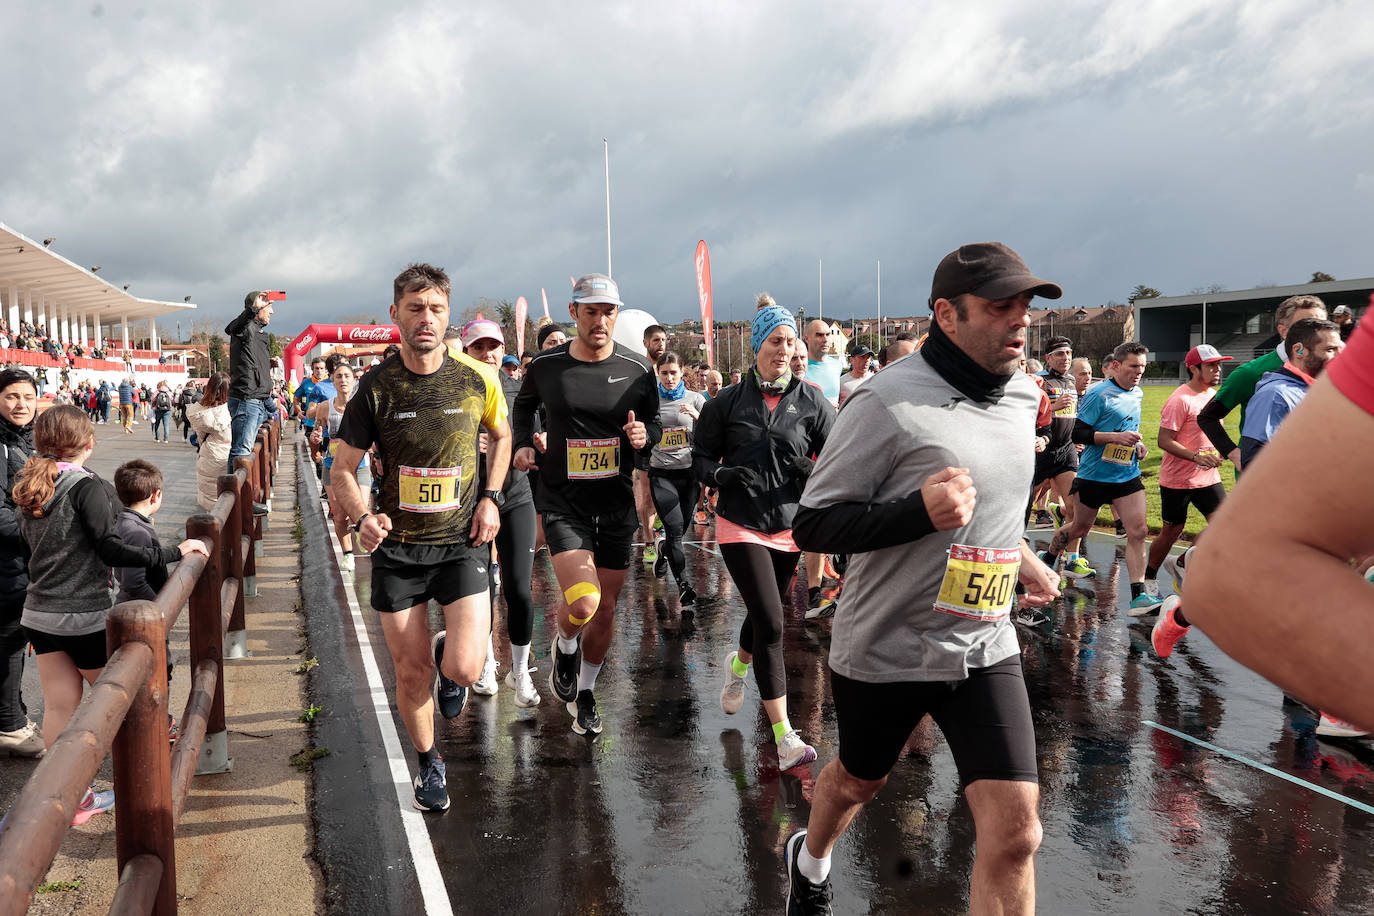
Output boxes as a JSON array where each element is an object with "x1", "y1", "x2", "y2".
[
  {"x1": 223, "y1": 469, "x2": 250, "y2": 658},
  {"x1": 186, "y1": 512, "x2": 232, "y2": 774},
  {"x1": 107, "y1": 600, "x2": 176, "y2": 915}
]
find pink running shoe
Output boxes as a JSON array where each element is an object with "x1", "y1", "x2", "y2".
[
  {"x1": 1151, "y1": 596, "x2": 1190, "y2": 659},
  {"x1": 71, "y1": 786, "x2": 115, "y2": 825},
  {"x1": 1316, "y1": 713, "x2": 1370, "y2": 739}
]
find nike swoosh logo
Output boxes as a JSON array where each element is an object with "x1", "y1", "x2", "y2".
[{"x1": 608, "y1": 376, "x2": 629, "y2": 384}]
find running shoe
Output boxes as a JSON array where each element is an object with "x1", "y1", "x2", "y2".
[
  {"x1": 1160, "y1": 547, "x2": 1192, "y2": 594},
  {"x1": 1316, "y1": 713, "x2": 1370, "y2": 739},
  {"x1": 642, "y1": 541, "x2": 658, "y2": 566},
  {"x1": 504, "y1": 666, "x2": 541, "y2": 708},
  {"x1": 430, "y1": 632, "x2": 468, "y2": 719},
  {"x1": 1032, "y1": 509, "x2": 1055, "y2": 529},
  {"x1": 412, "y1": 756, "x2": 450, "y2": 812},
  {"x1": 0, "y1": 720, "x2": 45, "y2": 757},
  {"x1": 340, "y1": 551, "x2": 354, "y2": 573},
  {"x1": 679, "y1": 582, "x2": 697, "y2": 606},
  {"x1": 1151, "y1": 596, "x2": 1190, "y2": 658},
  {"x1": 805, "y1": 596, "x2": 837, "y2": 620},
  {"x1": 1062, "y1": 555, "x2": 1096, "y2": 580},
  {"x1": 1050, "y1": 503, "x2": 1068, "y2": 529},
  {"x1": 1128, "y1": 592, "x2": 1165, "y2": 617},
  {"x1": 777, "y1": 729, "x2": 817, "y2": 770},
  {"x1": 168, "y1": 715, "x2": 180, "y2": 746},
  {"x1": 568, "y1": 689, "x2": 602, "y2": 736},
  {"x1": 491, "y1": 561, "x2": 501, "y2": 592},
  {"x1": 653, "y1": 538, "x2": 668, "y2": 579},
  {"x1": 694, "y1": 509, "x2": 710, "y2": 526},
  {"x1": 549, "y1": 636, "x2": 580, "y2": 703},
  {"x1": 785, "y1": 829, "x2": 834, "y2": 916},
  {"x1": 1114, "y1": 519, "x2": 1127, "y2": 538},
  {"x1": 71, "y1": 786, "x2": 115, "y2": 825},
  {"x1": 472, "y1": 656, "x2": 499, "y2": 697},
  {"x1": 720, "y1": 651, "x2": 747, "y2": 715},
  {"x1": 1014, "y1": 609, "x2": 1049, "y2": 627}
]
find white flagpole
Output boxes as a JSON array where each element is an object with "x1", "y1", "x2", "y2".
[
  {"x1": 877, "y1": 259, "x2": 882, "y2": 347},
  {"x1": 604, "y1": 139, "x2": 612, "y2": 277},
  {"x1": 818, "y1": 259, "x2": 823, "y2": 319}
]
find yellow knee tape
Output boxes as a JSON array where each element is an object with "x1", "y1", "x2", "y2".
[{"x1": 564, "y1": 582, "x2": 601, "y2": 626}]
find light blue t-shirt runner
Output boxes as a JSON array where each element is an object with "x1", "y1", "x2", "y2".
[
  {"x1": 1076, "y1": 379, "x2": 1144, "y2": 484},
  {"x1": 807, "y1": 355, "x2": 843, "y2": 405}
]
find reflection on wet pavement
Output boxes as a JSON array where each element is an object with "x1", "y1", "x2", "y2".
[{"x1": 348, "y1": 528, "x2": 1374, "y2": 915}]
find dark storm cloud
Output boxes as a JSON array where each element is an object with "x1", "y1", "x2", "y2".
[{"x1": 2, "y1": 1, "x2": 1371, "y2": 338}]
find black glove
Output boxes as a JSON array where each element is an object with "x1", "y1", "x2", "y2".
[
  {"x1": 714, "y1": 465, "x2": 758, "y2": 488},
  {"x1": 785, "y1": 454, "x2": 815, "y2": 480}
]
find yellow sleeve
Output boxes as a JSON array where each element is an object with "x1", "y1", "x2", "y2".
[{"x1": 455, "y1": 351, "x2": 508, "y2": 429}]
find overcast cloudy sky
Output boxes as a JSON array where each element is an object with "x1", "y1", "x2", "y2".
[{"x1": 3, "y1": 1, "x2": 1372, "y2": 337}]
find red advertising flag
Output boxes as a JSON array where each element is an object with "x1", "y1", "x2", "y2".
[
  {"x1": 695, "y1": 240, "x2": 715, "y2": 368},
  {"x1": 514, "y1": 296, "x2": 529, "y2": 357},
  {"x1": 540, "y1": 288, "x2": 551, "y2": 322}
]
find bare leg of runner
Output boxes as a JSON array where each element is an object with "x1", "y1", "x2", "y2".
[{"x1": 379, "y1": 594, "x2": 489, "y2": 752}]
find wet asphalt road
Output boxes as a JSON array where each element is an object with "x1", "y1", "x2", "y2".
[{"x1": 303, "y1": 469, "x2": 1374, "y2": 916}]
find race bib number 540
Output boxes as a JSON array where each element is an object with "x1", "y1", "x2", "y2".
[
  {"x1": 399, "y1": 466, "x2": 462, "y2": 513},
  {"x1": 934, "y1": 544, "x2": 1021, "y2": 622}
]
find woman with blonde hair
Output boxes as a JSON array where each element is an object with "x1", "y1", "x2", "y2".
[
  {"x1": 186, "y1": 373, "x2": 233, "y2": 510},
  {"x1": 16, "y1": 405, "x2": 206, "y2": 823}
]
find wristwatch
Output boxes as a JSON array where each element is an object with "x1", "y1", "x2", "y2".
[
  {"x1": 481, "y1": 488, "x2": 505, "y2": 508},
  {"x1": 351, "y1": 513, "x2": 372, "y2": 532}
]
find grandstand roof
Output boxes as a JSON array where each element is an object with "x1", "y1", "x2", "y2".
[
  {"x1": 1136, "y1": 277, "x2": 1374, "y2": 309},
  {"x1": 0, "y1": 220, "x2": 197, "y2": 322}
]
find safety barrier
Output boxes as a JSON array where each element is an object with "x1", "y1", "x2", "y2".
[{"x1": 0, "y1": 416, "x2": 282, "y2": 915}]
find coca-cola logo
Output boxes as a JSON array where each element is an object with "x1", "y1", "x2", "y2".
[
  {"x1": 293, "y1": 332, "x2": 317, "y2": 354},
  {"x1": 348, "y1": 327, "x2": 395, "y2": 342}
]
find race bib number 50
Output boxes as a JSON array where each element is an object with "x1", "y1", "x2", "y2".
[
  {"x1": 934, "y1": 544, "x2": 1021, "y2": 622},
  {"x1": 567, "y1": 437, "x2": 620, "y2": 479},
  {"x1": 399, "y1": 466, "x2": 462, "y2": 513}
]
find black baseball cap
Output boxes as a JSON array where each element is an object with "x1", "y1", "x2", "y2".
[
  {"x1": 847, "y1": 342, "x2": 875, "y2": 358},
  {"x1": 929, "y1": 242, "x2": 1063, "y2": 307}
]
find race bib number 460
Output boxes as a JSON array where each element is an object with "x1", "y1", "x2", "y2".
[
  {"x1": 398, "y1": 466, "x2": 462, "y2": 513},
  {"x1": 934, "y1": 544, "x2": 1021, "y2": 622},
  {"x1": 567, "y1": 438, "x2": 620, "y2": 479},
  {"x1": 660, "y1": 427, "x2": 689, "y2": 450},
  {"x1": 1102, "y1": 442, "x2": 1135, "y2": 466}
]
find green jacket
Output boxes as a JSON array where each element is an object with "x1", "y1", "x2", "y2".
[{"x1": 1214, "y1": 347, "x2": 1282, "y2": 432}]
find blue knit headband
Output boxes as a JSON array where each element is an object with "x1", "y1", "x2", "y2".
[{"x1": 752, "y1": 305, "x2": 796, "y2": 353}]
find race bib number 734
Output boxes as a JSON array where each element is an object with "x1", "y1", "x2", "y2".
[
  {"x1": 934, "y1": 544, "x2": 1021, "y2": 622},
  {"x1": 567, "y1": 437, "x2": 620, "y2": 479}
]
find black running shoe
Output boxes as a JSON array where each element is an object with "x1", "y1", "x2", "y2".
[
  {"x1": 678, "y1": 582, "x2": 697, "y2": 606},
  {"x1": 431, "y1": 632, "x2": 467, "y2": 719},
  {"x1": 412, "y1": 755, "x2": 450, "y2": 812},
  {"x1": 568, "y1": 689, "x2": 602, "y2": 736},
  {"x1": 653, "y1": 538, "x2": 668, "y2": 579},
  {"x1": 549, "y1": 636, "x2": 580, "y2": 703},
  {"x1": 784, "y1": 829, "x2": 833, "y2": 915}
]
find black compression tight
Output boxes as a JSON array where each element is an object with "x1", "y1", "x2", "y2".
[
  {"x1": 649, "y1": 470, "x2": 700, "y2": 586},
  {"x1": 491, "y1": 498, "x2": 537, "y2": 647},
  {"x1": 720, "y1": 542, "x2": 799, "y2": 702}
]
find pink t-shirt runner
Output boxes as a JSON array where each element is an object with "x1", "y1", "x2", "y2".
[
  {"x1": 1158, "y1": 383, "x2": 1223, "y2": 490},
  {"x1": 715, "y1": 390, "x2": 800, "y2": 552},
  {"x1": 1327, "y1": 317, "x2": 1374, "y2": 414}
]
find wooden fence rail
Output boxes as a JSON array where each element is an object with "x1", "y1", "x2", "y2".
[{"x1": 0, "y1": 416, "x2": 282, "y2": 916}]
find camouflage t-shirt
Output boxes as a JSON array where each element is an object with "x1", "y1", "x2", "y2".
[{"x1": 336, "y1": 350, "x2": 506, "y2": 544}]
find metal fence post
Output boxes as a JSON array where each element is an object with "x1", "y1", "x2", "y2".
[
  {"x1": 187, "y1": 513, "x2": 232, "y2": 775},
  {"x1": 107, "y1": 600, "x2": 176, "y2": 915}
]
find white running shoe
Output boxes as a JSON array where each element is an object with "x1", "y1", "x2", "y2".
[
  {"x1": 472, "y1": 657, "x2": 499, "y2": 696},
  {"x1": 1317, "y1": 713, "x2": 1370, "y2": 739},
  {"x1": 776, "y1": 729, "x2": 818, "y2": 771},
  {"x1": 504, "y1": 666, "x2": 541, "y2": 708},
  {"x1": 720, "y1": 651, "x2": 747, "y2": 715},
  {"x1": 340, "y1": 551, "x2": 354, "y2": 573}
]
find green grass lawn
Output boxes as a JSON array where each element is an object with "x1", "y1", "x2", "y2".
[{"x1": 1074, "y1": 382, "x2": 1239, "y2": 539}]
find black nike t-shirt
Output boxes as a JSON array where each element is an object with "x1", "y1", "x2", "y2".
[{"x1": 512, "y1": 342, "x2": 660, "y2": 518}]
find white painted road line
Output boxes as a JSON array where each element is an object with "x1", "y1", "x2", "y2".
[{"x1": 305, "y1": 453, "x2": 454, "y2": 916}]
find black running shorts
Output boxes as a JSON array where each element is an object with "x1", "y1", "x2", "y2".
[
  {"x1": 831, "y1": 655, "x2": 1039, "y2": 786},
  {"x1": 1070, "y1": 475, "x2": 1144, "y2": 510},
  {"x1": 542, "y1": 506, "x2": 638, "y2": 571},
  {"x1": 1159, "y1": 483, "x2": 1226, "y2": 526},
  {"x1": 1033, "y1": 444, "x2": 1078, "y2": 484},
  {"x1": 369, "y1": 540, "x2": 489, "y2": 613},
  {"x1": 24, "y1": 627, "x2": 108, "y2": 671}
]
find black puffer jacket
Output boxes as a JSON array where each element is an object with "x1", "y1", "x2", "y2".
[
  {"x1": 0, "y1": 415, "x2": 35, "y2": 606},
  {"x1": 225, "y1": 306, "x2": 272, "y2": 399},
  {"x1": 693, "y1": 369, "x2": 835, "y2": 534}
]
